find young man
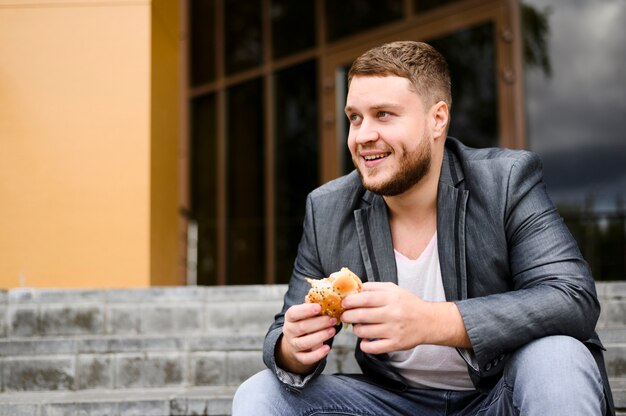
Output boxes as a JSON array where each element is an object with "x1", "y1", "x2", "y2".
[{"x1": 233, "y1": 41, "x2": 614, "y2": 415}]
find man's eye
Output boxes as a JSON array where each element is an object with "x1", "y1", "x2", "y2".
[
  {"x1": 378, "y1": 111, "x2": 390, "y2": 118},
  {"x1": 349, "y1": 114, "x2": 361, "y2": 123}
]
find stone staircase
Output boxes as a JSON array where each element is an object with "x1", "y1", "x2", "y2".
[
  {"x1": 597, "y1": 282, "x2": 626, "y2": 415},
  {"x1": 0, "y1": 282, "x2": 623, "y2": 415}
]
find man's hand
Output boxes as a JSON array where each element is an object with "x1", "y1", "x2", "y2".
[
  {"x1": 341, "y1": 282, "x2": 471, "y2": 354},
  {"x1": 276, "y1": 302, "x2": 337, "y2": 375}
]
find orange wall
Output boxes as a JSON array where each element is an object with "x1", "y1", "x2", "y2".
[{"x1": 0, "y1": 0, "x2": 157, "y2": 288}]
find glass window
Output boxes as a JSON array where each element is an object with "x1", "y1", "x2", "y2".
[
  {"x1": 273, "y1": 61, "x2": 319, "y2": 283},
  {"x1": 190, "y1": 0, "x2": 216, "y2": 87},
  {"x1": 414, "y1": 0, "x2": 462, "y2": 13},
  {"x1": 325, "y1": 0, "x2": 403, "y2": 42},
  {"x1": 429, "y1": 23, "x2": 499, "y2": 148},
  {"x1": 523, "y1": 0, "x2": 626, "y2": 280},
  {"x1": 191, "y1": 94, "x2": 218, "y2": 285},
  {"x1": 226, "y1": 79, "x2": 265, "y2": 284},
  {"x1": 335, "y1": 64, "x2": 353, "y2": 176},
  {"x1": 224, "y1": 0, "x2": 263, "y2": 75},
  {"x1": 271, "y1": 0, "x2": 316, "y2": 59}
]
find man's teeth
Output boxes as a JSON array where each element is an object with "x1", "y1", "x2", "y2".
[{"x1": 364, "y1": 154, "x2": 387, "y2": 161}]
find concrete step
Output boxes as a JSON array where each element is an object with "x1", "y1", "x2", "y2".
[
  {"x1": 612, "y1": 378, "x2": 626, "y2": 416},
  {"x1": 0, "y1": 379, "x2": 623, "y2": 416},
  {"x1": 0, "y1": 333, "x2": 265, "y2": 393},
  {"x1": 1, "y1": 282, "x2": 623, "y2": 340},
  {"x1": 1, "y1": 281, "x2": 623, "y2": 340},
  {"x1": 1, "y1": 285, "x2": 287, "y2": 339},
  {"x1": 0, "y1": 331, "x2": 359, "y2": 415},
  {"x1": 605, "y1": 343, "x2": 626, "y2": 379},
  {"x1": 0, "y1": 281, "x2": 623, "y2": 412},
  {"x1": 597, "y1": 281, "x2": 626, "y2": 330},
  {"x1": 596, "y1": 282, "x2": 626, "y2": 299},
  {"x1": 0, "y1": 386, "x2": 238, "y2": 416},
  {"x1": 598, "y1": 328, "x2": 626, "y2": 344},
  {"x1": 598, "y1": 317, "x2": 626, "y2": 381},
  {"x1": 0, "y1": 330, "x2": 359, "y2": 393},
  {"x1": 3, "y1": 325, "x2": 622, "y2": 392}
]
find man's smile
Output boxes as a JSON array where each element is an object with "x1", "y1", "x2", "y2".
[
  {"x1": 360, "y1": 150, "x2": 392, "y2": 167},
  {"x1": 363, "y1": 153, "x2": 390, "y2": 161}
]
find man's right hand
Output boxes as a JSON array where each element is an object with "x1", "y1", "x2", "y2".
[{"x1": 276, "y1": 302, "x2": 337, "y2": 375}]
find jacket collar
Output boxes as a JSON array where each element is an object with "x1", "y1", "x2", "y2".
[
  {"x1": 354, "y1": 192, "x2": 397, "y2": 284},
  {"x1": 440, "y1": 139, "x2": 465, "y2": 187}
]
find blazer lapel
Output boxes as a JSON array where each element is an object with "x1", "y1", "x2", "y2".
[
  {"x1": 437, "y1": 146, "x2": 469, "y2": 301},
  {"x1": 354, "y1": 192, "x2": 397, "y2": 283}
]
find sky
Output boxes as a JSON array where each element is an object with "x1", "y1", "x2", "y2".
[{"x1": 523, "y1": 0, "x2": 626, "y2": 211}]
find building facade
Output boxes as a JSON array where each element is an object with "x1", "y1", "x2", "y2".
[
  {"x1": 1, "y1": 0, "x2": 624, "y2": 288},
  {"x1": 186, "y1": 0, "x2": 626, "y2": 286}
]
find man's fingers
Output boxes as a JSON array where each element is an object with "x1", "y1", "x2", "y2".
[
  {"x1": 289, "y1": 326, "x2": 336, "y2": 353},
  {"x1": 361, "y1": 282, "x2": 395, "y2": 292},
  {"x1": 341, "y1": 305, "x2": 383, "y2": 324},
  {"x1": 284, "y1": 313, "x2": 336, "y2": 338},
  {"x1": 350, "y1": 322, "x2": 386, "y2": 340},
  {"x1": 359, "y1": 337, "x2": 394, "y2": 355},
  {"x1": 285, "y1": 302, "x2": 321, "y2": 322},
  {"x1": 342, "y1": 288, "x2": 389, "y2": 310},
  {"x1": 294, "y1": 344, "x2": 331, "y2": 366}
]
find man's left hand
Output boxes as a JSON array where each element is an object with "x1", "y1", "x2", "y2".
[{"x1": 341, "y1": 282, "x2": 471, "y2": 354}]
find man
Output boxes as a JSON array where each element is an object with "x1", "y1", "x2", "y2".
[{"x1": 233, "y1": 41, "x2": 614, "y2": 415}]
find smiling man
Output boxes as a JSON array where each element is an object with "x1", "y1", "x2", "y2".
[{"x1": 233, "y1": 41, "x2": 614, "y2": 416}]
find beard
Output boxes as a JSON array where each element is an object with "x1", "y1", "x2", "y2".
[{"x1": 353, "y1": 133, "x2": 432, "y2": 196}]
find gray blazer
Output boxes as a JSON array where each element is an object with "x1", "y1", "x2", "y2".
[{"x1": 263, "y1": 137, "x2": 614, "y2": 414}]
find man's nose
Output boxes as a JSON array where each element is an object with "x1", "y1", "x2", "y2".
[{"x1": 354, "y1": 120, "x2": 379, "y2": 144}]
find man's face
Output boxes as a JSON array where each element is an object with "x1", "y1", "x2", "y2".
[{"x1": 345, "y1": 75, "x2": 432, "y2": 196}]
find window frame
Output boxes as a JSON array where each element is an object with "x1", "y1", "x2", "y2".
[{"x1": 181, "y1": 0, "x2": 525, "y2": 284}]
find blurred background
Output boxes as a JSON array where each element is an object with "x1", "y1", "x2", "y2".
[{"x1": 1, "y1": 0, "x2": 624, "y2": 289}]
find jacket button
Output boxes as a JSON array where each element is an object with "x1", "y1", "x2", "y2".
[{"x1": 485, "y1": 362, "x2": 492, "y2": 371}]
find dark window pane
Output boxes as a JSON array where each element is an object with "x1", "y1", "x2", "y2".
[
  {"x1": 429, "y1": 23, "x2": 499, "y2": 148},
  {"x1": 271, "y1": 0, "x2": 316, "y2": 59},
  {"x1": 191, "y1": 94, "x2": 217, "y2": 285},
  {"x1": 274, "y1": 61, "x2": 319, "y2": 283},
  {"x1": 414, "y1": 0, "x2": 462, "y2": 13},
  {"x1": 224, "y1": 0, "x2": 263, "y2": 75},
  {"x1": 226, "y1": 79, "x2": 265, "y2": 284},
  {"x1": 190, "y1": 0, "x2": 216, "y2": 86},
  {"x1": 325, "y1": 0, "x2": 403, "y2": 42},
  {"x1": 336, "y1": 65, "x2": 353, "y2": 176},
  {"x1": 523, "y1": 0, "x2": 626, "y2": 280}
]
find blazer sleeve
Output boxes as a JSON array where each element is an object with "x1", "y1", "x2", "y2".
[{"x1": 455, "y1": 151, "x2": 601, "y2": 375}]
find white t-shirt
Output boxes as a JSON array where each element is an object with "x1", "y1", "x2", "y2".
[{"x1": 387, "y1": 233, "x2": 474, "y2": 390}]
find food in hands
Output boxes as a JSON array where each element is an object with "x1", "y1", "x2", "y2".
[{"x1": 305, "y1": 267, "x2": 363, "y2": 320}]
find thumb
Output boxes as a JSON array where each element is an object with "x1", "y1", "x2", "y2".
[{"x1": 362, "y1": 281, "x2": 395, "y2": 292}]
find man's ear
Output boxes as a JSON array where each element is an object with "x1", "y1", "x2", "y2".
[{"x1": 429, "y1": 101, "x2": 449, "y2": 139}]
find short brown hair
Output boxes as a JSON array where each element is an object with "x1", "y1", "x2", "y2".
[{"x1": 348, "y1": 41, "x2": 452, "y2": 108}]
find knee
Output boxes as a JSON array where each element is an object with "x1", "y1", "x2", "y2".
[
  {"x1": 510, "y1": 336, "x2": 592, "y2": 368},
  {"x1": 506, "y1": 335, "x2": 601, "y2": 389},
  {"x1": 503, "y1": 336, "x2": 605, "y2": 414},
  {"x1": 232, "y1": 369, "x2": 281, "y2": 413}
]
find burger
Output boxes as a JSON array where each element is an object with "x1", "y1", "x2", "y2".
[{"x1": 305, "y1": 267, "x2": 363, "y2": 320}]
